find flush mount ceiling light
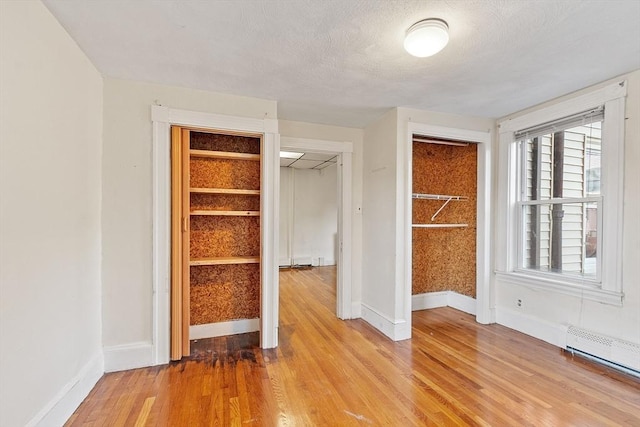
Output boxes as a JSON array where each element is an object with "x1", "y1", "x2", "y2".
[{"x1": 404, "y1": 18, "x2": 449, "y2": 58}]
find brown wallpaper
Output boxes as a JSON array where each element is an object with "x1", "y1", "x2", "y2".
[
  {"x1": 190, "y1": 131, "x2": 261, "y2": 154},
  {"x1": 190, "y1": 264, "x2": 260, "y2": 324},
  {"x1": 190, "y1": 193, "x2": 260, "y2": 211},
  {"x1": 190, "y1": 158, "x2": 260, "y2": 190},
  {"x1": 190, "y1": 216, "x2": 260, "y2": 259},
  {"x1": 412, "y1": 141, "x2": 477, "y2": 297}
]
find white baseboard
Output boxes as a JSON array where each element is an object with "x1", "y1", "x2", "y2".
[
  {"x1": 412, "y1": 291, "x2": 476, "y2": 315},
  {"x1": 27, "y1": 352, "x2": 103, "y2": 427},
  {"x1": 190, "y1": 318, "x2": 259, "y2": 340},
  {"x1": 103, "y1": 342, "x2": 153, "y2": 373},
  {"x1": 448, "y1": 292, "x2": 476, "y2": 315},
  {"x1": 351, "y1": 301, "x2": 362, "y2": 319},
  {"x1": 279, "y1": 257, "x2": 291, "y2": 267},
  {"x1": 361, "y1": 303, "x2": 410, "y2": 341},
  {"x1": 496, "y1": 307, "x2": 568, "y2": 348},
  {"x1": 412, "y1": 291, "x2": 449, "y2": 310},
  {"x1": 292, "y1": 256, "x2": 312, "y2": 265}
]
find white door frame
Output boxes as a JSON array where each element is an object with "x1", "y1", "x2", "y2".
[
  {"x1": 280, "y1": 136, "x2": 353, "y2": 320},
  {"x1": 150, "y1": 105, "x2": 280, "y2": 365},
  {"x1": 404, "y1": 123, "x2": 493, "y2": 324}
]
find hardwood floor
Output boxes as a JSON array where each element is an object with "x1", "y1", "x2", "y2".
[{"x1": 66, "y1": 266, "x2": 640, "y2": 426}]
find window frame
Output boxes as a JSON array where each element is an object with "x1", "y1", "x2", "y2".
[{"x1": 496, "y1": 81, "x2": 626, "y2": 306}]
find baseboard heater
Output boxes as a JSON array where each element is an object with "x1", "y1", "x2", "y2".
[{"x1": 566, "y1": 325, "x2": 640, "y2": 378}]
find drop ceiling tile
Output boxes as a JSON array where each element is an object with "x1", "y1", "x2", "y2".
[
  {"x1": 289, "y1": 159, "x2": 324, "y2": 169},
  {"x1": 280, "y1": 158, "x2": 296, "y2": 167},
  {"x1": 300, "y1": 153, "x2": 337, "y2": 161}
]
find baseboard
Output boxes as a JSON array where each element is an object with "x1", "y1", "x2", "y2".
[
  {"x1": 351, "y1": 301, "x2": 362, "y2": 319},
  {"x1": 26, "y1": 352, "x2": 103, "y2": 427},
  {"x1": 412, "y1": 291, "x2": 448, "y2": 310},
  {"x1": 190, "y1": 318, "x2": 260, "y2": 340},
  {"x1": 361, "y1": 303, "x2": 410, "y2": 341},
  {"x1": 448, "y1": 292, "x2": 476, "y2": 315},
  {"x1": 412, "y1": 291, "x2": 476, "y2": 315},
  {"x1": 495, "y1": 307, "x2": 568, "y2": 348},
  {"x1": 279, "y1": 257, "x2": 291, "y2": 267},
  {"x1": 103, "y1": 342, "x2": 153, "y2": 373}
]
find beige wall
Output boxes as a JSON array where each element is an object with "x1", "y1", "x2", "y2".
[
  {"x1": 495, "y1": 70, "x2": 640, "y2": 345},
  {"x1": 0, "y1": 2, "x2": 103, "y2": 425},
  {"x1": 102, "y1": 78, "x2": 277, "y2": 348}
]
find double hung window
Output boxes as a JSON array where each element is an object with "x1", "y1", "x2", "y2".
[{"x1": 497, "y1": 81, "x2": 626, "y2": 304}]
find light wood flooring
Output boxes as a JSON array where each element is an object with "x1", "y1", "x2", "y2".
[{"x1": 66, "y1": 266, "x2": 640, "y2": 426}]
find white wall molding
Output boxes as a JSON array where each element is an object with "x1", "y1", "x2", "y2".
[
  {"x1": 190, "y1": 319, "x2": 260, "y2": 340},
  {"x1": 495, "y1": 308, "x2": 568, "y2": 348},
  {"x1": 412, "y1": 291, "x2": 449, "y2": 310},
  {"x1": 361, "y1": 303, "x2": 410, "y2": 341},
  {"x1": 104, "y1": 342, "x2": 154, "y2": 373},
  {"x1": 26, "y1": 353, "x2": 103, "y2": 427},
  {"x1": 412, "y1": 291, "x2": 477, "y2": 315}
]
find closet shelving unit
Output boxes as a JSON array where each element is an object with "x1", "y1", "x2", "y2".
[
  {"x1": 411, "y1": 193, "x2": 469, "y2": 228},
  {"x1": 171, "y1": 127, "x2": 262, "y2": 359}
]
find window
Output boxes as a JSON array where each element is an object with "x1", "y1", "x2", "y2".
[
  {"x1": 496, "y1": 81, "x2": 626, "y2": 304},
  {"x1": 516, "y1": 108, "x2": 602, "y2": 281}
]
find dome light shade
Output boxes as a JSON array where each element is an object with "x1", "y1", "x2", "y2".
[{"x1": 404, "y1": 18, "x2": 449, "y2": 57}]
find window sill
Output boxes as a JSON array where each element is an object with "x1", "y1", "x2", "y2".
[{"x1": 494, "y1": 271, "x2": 623, "y2": 306}]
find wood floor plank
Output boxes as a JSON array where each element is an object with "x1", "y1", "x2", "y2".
[{"x1": 65, "y1": 266, "x2": 640, "y2": 426}]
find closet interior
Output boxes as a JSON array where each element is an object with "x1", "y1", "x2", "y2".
[
  {"x1": 171, "y1": 126, "x2": 262, "y2": 359},
  {"x1": 412, "y1": 135, "x2": 477, "y2": 298}
]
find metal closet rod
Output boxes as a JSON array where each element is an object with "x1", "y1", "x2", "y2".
[{"x1": 412, "y1": 193, "x2": 468, "y2": 201}]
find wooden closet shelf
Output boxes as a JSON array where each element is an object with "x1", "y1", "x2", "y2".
[
  {"x1": 190, "y1": 256, "x2": 260, "y2": 266},
  {"x1": 190, "y1": 149, "x2": 260, "y2": 161},
  {"x1": 190, "y1": 188, "x2": 260, "y2": 195},
  {"x1": 191, "y1": 210, "x2": 260, "y2": 216}
]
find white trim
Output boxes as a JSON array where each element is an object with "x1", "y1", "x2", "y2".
[
  {"x1": 152, "y1": 118, "x2": 171, "y2": 366},
  {"x1": 104, "y1": 342, "x2": 153, "y2": 373},
  {"x1": 279, "y1": 137, "x2": 354, "y2": 320},
  {"x1": 351, "y1": 301, "x2": 362, "y2": 318},
  {"x1": 412, "y1": 291, "x2": 448, "y2": 310},
  {"x1": 411, "y1": 291, "x2": 477, "y2": 315},
  {"x1": 448, "y1": 292, "x2": 477, "y2": 315},
  {"x1": 361, "y1": 303, "x2": 410, "y2": 341},
  {"x1": 151, "y1": 105, "x2": 280, "y2": 357},
  {"x1": 26, "y1": 353, "x2": 103, "y2": 427},
  {"x1": 189, "y1": 319, "x2": 260, "y2": 340},
  {"x1": 406, "y1": 122, "x2": 493, "y2": 327},
  {"x1": 496, "y1": 307, "x2": 568, "y2": 348},
  {"x1": 495, "y1": 272, "x2": 623, "y2": 306},
  {"x1": 280, "y1": 136, "x2": 353, "y2": 153},
  {"x1": 496, "y1": 81, "x2": 626, "y2": 301},
  {"x1": 499, "y1": 81, "x2": 627, "y2": 133}
]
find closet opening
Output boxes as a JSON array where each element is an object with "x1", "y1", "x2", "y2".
[{"x1": 411, "y1": 133, "x2": 478, "y2": 308}]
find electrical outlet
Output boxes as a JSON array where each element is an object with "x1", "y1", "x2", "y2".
[{"x1": 517, "y1": 299, "x2": 522, "y2": 307}]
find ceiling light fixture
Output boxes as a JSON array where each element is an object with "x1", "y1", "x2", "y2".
[
  {"x1": 279, "y1": 151, "x2": 304, "y2": 159},
  {"x1": 404, "y1": 18, "x2": 449, "y2": 58}
]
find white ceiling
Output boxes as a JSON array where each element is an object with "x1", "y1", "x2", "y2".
[{"x1": 43, "y1": 0, "x2": 640, "y2": 128}]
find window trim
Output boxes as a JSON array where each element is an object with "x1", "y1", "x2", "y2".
[{"x1": 496, "y1": 81, "x2": 626, "y2": 306}]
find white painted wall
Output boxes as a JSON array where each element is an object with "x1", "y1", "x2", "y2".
[
  {"x1": 362, "y1": 109, "x2": 400, "y2": 337},
  {"x1": 494, "y1": 70, "x2": 640, "y2": 347},
  {"x1": 279, "y1": 165, "x2": 338, "y2": 266},
  {"x1": 362, "y1": 108, "x2": 494, "y2": 340},
  {"x1": 102, "y1": 78, "x2": 277, "y2": 353},
  {"x1": 0, "y1": 2, "x2": 103, "y2": 425},
  {"x1": 279, "y1": 120, "x2": 364, "y2": 312}
]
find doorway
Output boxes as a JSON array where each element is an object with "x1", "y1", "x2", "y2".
[{"x1": 279, "y1": 137, "x2": 353, "y2": 321}]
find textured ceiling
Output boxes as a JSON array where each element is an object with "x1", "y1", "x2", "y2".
[{"x1": 43, "y1": 0, "x2": 640, "y2": 128}]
